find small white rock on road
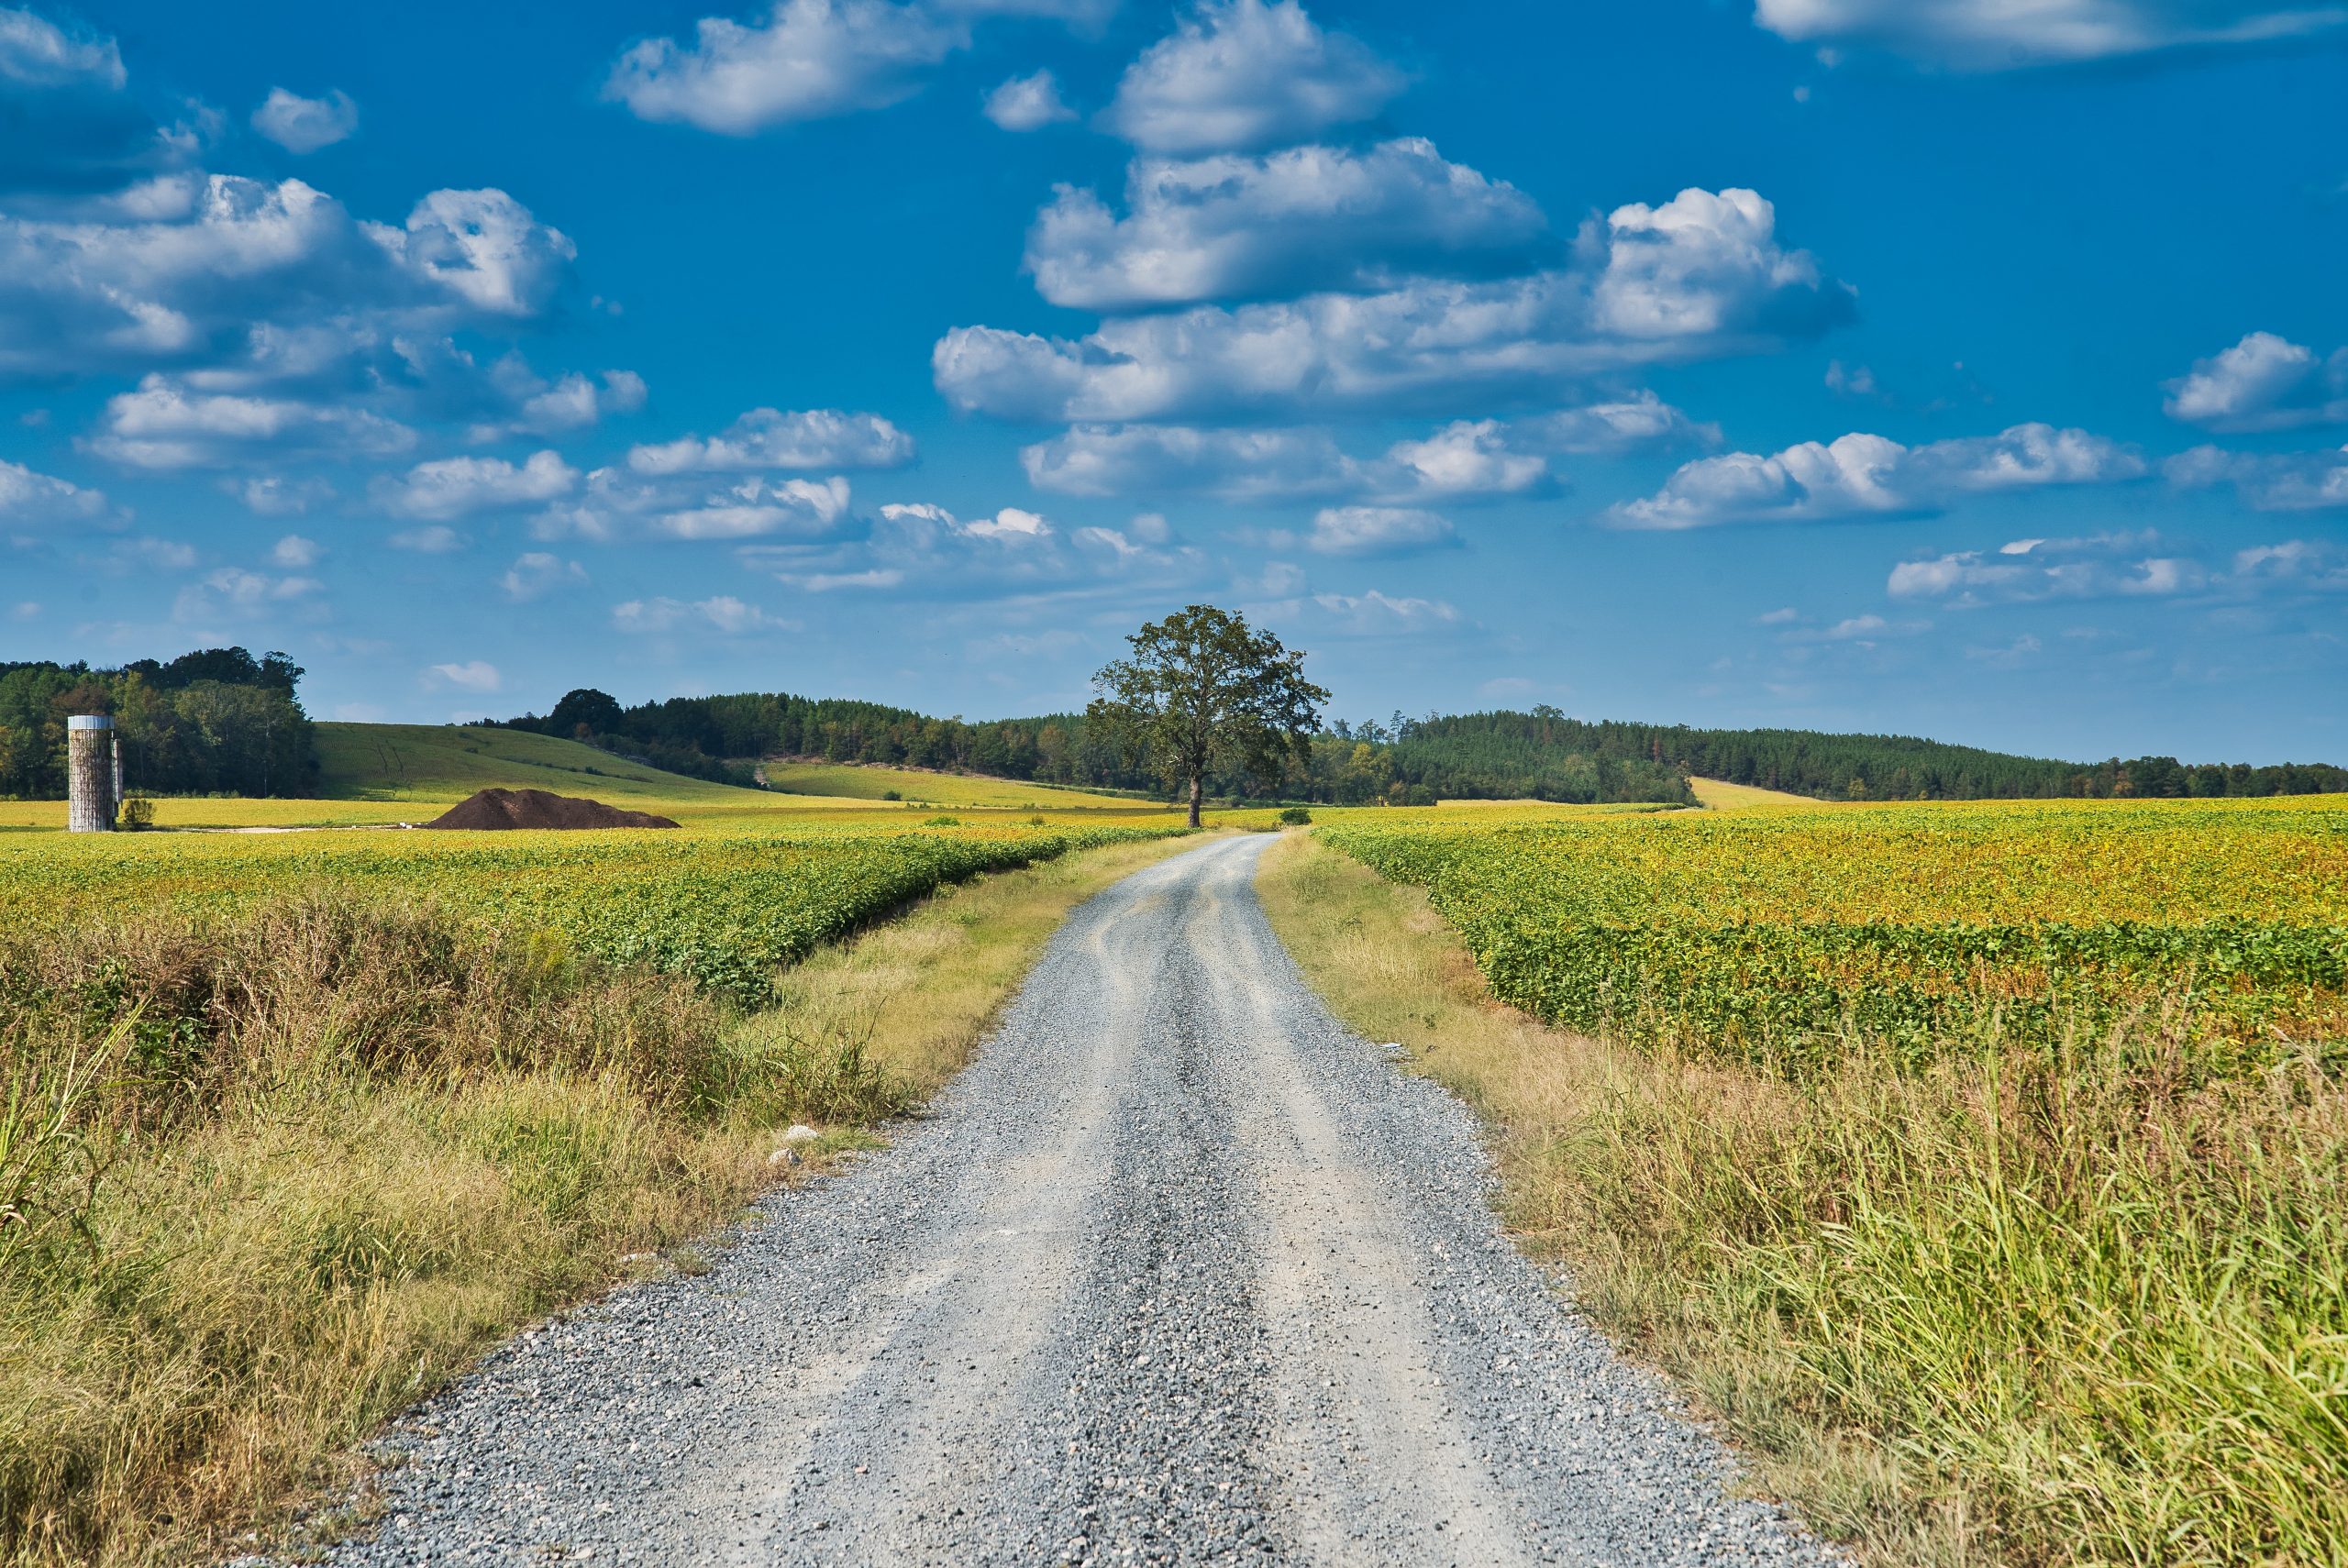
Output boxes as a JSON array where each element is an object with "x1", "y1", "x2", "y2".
[{"x1": 325, "y1": 834, "x2": 1837, "y2": 1566}]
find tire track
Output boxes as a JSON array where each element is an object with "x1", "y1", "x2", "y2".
[{"x1": 325, "y1": 836, "x2": 1833, "y2": 1567}]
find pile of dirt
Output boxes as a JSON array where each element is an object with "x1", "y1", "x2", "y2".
[{"x1": 423, "y1": 788, "x2": 681, "y2": 831}]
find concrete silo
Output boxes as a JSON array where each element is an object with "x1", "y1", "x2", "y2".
[{"x1": 67, "y1": 714, "x2": 116, "y2": 833}]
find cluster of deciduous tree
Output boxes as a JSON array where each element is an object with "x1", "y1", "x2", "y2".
[
  {"x1": 506, "y1": 688, "x2": 2342, "y2": 808},
  {"x1": 0, "y1": 648, "x2": 315, "y2": 800},
  {"x1": 501, "y1": 687, "x2": 1695, "y2": 806},
  {"x1": 503, "y1": 688, "x2": 1195, "y2": 797},
  {"x1": 1448, "y1": 711, "x2": 2348, "y2": 801}
]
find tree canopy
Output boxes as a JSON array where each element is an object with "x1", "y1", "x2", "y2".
[
  {"x1": 0, "y1": 647, "x2": 315, "y2": 800},
  {"x1": 1086, "y1": 605, "x2": 1329, "y2": 827}
]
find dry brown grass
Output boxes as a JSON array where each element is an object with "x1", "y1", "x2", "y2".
[
  {"x1": 1256, "y1": 831, "x2": 2348, "y2": 1568},
  {"x1": 0, "y1": 833, "x2": 1207, "y2": 1567}
]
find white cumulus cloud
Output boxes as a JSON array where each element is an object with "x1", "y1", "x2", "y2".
[
  {"x1": 251, "y1": 88, "x2": 358, "y2": 153},
  {"x1": 0, "y1": 458, "x2": 113, "y2": 528},
  {"x1": 1022, "y1": 425, "x2": 1358, "y2": 500},
  {"x1": 426, "y1": 659, "x2": 502, "y2": 692},
  {"x1": 1102, "y1": 0, "x2": 1405, "y2": 155},
  {"x1": 1612, "y1": 423, "x2": 2143, "y2": 528},
  {"x1": 0, "y1": 10, "x2": 160, "y2": 198},
  {"x1": 379, "y1": 450, "x2": 580, "y2": 520},
  {"x1": 936, "y1": 0, "x2": 1120, "y2": 19},
  {"x1": 2166, "y1": 442, "x2": 2348, "y2": 510},
  {"x1": 606, "y1": 0, "x2": 962, "y2": 133},
  {"x1": 172, "y1": 566, "x2": 321, "y2": 624},
  {"x1": 270, "y1": 533, "x2": 319, "y2": 568},
  {"x1": 2232, "y1": 538, "x2": 2348, "y2": 590},
  {"x1": 1588, "y1": 187, "x2": 1838, "y2": 340},
  {"x1": 1373, "y1": 422, "x2": 1552, "y2": 502},
  {"x1": 1520, "y1": 392, "x2": 1723, "y2": 453},
  {"x1": 1751, "y1": 0, "x2": 2348, "y2": 68},
  {"x1": 367, "y1": 188, "x2": 577, "y2": 317},
  {"x1": 499, "y1": 551, "x2": 588, "y2": 602},
  {"x1": 614, "y1": 593, "x2": 797, "y2": 633},
  {"x1": 0, "y1": 6, "x2": 125, "y2": 90},
  {"x1": 471, "y1": 368, "x2": 648, "y2": 442},
  {"x1": 942, "y1": 188, "x2": 1848, "y2": 423},
  {"x1": 87, "y1": 376, "x2": 416, "y2": 468},
  {"x1": 1307, "y1": 505, "x2": 1454, "y2": 556},
  {"x1": 730, "y1": 494, "x2": 1174, "y2": 597},
  {"x1": 984, "y1": 70, "x2": 1076, "y2": 129},
  {"x1": 626, "y1": 406, "x2": 914, "y2": 473},
  {"x1": 1020, "y1": 393, "x2": 1710, "y2": 502},
  {"x1": 880, "y1": 500, "x2": 1054, "y2": 541},
  {"x1": 607, "y1": 0, "x2": 1103, "y2": 133},
  {"x1": 0, "y1": 174, "x2": 578, "y2": 381},
  {"x1": 2164, "y1": 331, "x2": 2348, "y2": 433},
  {"x1": 1025, "y1": 138, "x2": 1546, "y2": 311},
  {"x1": 539, "y1": 469, "x2": 854, "y2": 540},
  {"x1": 1307, "y1": 588, "x2": 1456, "y2": 634},
  {"x1": 1889, "y1": 533, "x2": 2207, "y2": 603},
  {"x1": 232, "y1": 474, "x2": 333, "y2": 515}
]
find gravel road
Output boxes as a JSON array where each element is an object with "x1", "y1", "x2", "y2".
[{"x1": 327, "y1": 834, "x2": 1834, "y2": 1567}]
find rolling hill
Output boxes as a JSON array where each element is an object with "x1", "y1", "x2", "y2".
[
  {"x1": 314, "y1": 725, "x2": 1168, "y2": 814},
  {"x1": 315, "y1": 724, "x2": 768, "y2": 804}
]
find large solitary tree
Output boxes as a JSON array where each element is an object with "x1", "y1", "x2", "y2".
[{"x1": 1088, "y1": 605, "x2": 1329, "y2": 828}]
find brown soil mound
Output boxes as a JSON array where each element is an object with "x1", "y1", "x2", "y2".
[{"x1": 423, "y1": 788, "x2": 681, "y2": 831}]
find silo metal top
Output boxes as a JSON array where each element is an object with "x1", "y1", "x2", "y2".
[{"x1": 68, "y1": 713, "x2": 114, "y2": 731}]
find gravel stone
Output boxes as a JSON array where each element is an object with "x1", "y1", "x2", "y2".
[{"x1": 319, "y1": 835, "x2": 1839, "y2": 1566}]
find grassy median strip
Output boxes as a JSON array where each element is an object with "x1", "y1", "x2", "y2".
[
  {"x1": 0, "y1": 832, "x2": 1207, "y2": 1567},
  {"x1": 1257, "y1": 829, "x2": 2348, "y2": 1568}
]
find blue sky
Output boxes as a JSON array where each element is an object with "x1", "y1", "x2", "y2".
[{"x1": 1, "y1": 0, "x2": 2343, "y2": 760}]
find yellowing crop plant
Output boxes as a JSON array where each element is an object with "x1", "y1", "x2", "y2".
[
  {"x1": 0, "y1": 809, "x2": 1204, "y2": 1566},
  {"x1": 1, "y1": 816, "x2": 1188, "y2": 1009},
  {"x1": 1322, "y1": 795, "x2": 2348, "y2": 1077},
  {"x1": 1298, "y1": 793, "x2": 2348, "y2": 1563}
]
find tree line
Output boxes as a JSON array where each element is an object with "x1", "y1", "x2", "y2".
[
  {"x1": 502, "y1": 685, "x2": 1696, "y2": 807},
  {"x1": 0, "y1": 648, "x2": 316, "y2": 801},
  {"x1": 6, "y1": 636, "x2": 2331, "y2": 809},
  {"x1": 504, "y1": 689, "x2": 2341, "y2": 807},
  {"x1": 1478, "y1": 712, "x2": 2348, "y2": 801}
]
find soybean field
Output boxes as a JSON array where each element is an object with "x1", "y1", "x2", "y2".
[{"x1": 1322, "y1": 795, "x2": 2348, "y2": 1077}]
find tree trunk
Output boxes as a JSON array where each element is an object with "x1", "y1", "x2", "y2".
[{"x1": 1188, "y1": 772, "x2": 1203, "y2": 829}]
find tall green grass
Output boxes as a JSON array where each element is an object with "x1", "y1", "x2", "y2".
[
  {"x1": 1568, "y1": 1021, "x2": 2348, "y2": 1564},
  {"x1": 1260, "y1": 834, "x2": 2348, "y2": 1567},
  {"x1": 0, "y1": 900, "x2": 900, "y2": 1566}
]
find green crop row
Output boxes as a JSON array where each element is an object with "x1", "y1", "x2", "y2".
[
  {"x1": 1320, "y1": 797, "x2": 2348, "y2": 1077},
  {"x1": 2, "y1": 821, "x2": 1188, "y2": 1009}
]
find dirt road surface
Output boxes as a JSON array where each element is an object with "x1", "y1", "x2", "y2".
[{"x1": 328, "y1": 834, "x2": 1832, "y2": 1567}]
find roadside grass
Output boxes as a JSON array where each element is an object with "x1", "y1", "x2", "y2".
[
  {"x1": 752, "y1": 833, "x2": 1209, "y2": 1099},
  {"x1": 1256, "y1": 831, "x2": 2348, "y2": 1568},
  {"x1": 0, "y1": 833, "x2": 1208, "y2": 1567}
]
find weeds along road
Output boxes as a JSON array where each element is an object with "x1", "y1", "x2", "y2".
[{"x1": 330, "y1": 835, "x2": 1833, "y2": 1568}]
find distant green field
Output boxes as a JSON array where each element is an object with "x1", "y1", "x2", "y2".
[
  {"x1": 760, "y1": 758, "x2": 1157, "y2": 811},
  {"x1": 315, "y1": 723, "x2": 765, "y2": 804}
]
